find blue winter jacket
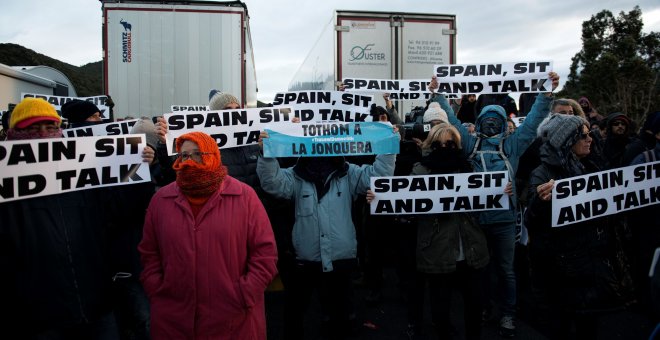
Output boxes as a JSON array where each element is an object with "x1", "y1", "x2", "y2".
[
  {"x1": 257, "y1": 154, "x2": 395, "y2": 272},
  {"x1": 431, "y1": 93, "x2": 552, "y2": 224}
]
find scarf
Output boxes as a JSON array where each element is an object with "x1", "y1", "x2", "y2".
[{"x1": 6, "y1": 128, "x2": 63, "y2": 140}]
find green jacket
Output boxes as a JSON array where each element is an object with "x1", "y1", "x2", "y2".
[{"x1": 412, "y1": 162, "x2": 490, "y2": 274}]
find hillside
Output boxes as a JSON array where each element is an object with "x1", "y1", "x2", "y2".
[{"x1": 0, "y1": 43, "x2": 102, "y2": 97}]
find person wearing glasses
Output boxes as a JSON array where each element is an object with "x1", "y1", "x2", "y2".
[
  {"x1": 138, "y1": 131, "x2": 278, "y2": 339},
  {"x1": 525, "y1": 114, "x2": 630, "y2": 339}
]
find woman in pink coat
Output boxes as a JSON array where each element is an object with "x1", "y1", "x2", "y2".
[{"x1": 139, "y1": 131, "x2": 278, "y2": 339}]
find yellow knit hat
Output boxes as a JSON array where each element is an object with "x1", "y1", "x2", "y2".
[{"x1": 10, "y1": 97, "x2": 62, "y2": 129}]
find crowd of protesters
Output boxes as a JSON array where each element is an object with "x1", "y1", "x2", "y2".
[{"x1": 1, "y1": 70, "x2": 659, "y2": 340}]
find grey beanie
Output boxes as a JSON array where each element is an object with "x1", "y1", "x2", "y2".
[
  {"x1": 537, "y1": 114, "x2": 587, "y2": 149},
  {"x1": 209, "y1": 92, "x2": 240, "y2": 110},
  {"x1": 130, "y1": 118, "x2": 159, "y2": 148}
]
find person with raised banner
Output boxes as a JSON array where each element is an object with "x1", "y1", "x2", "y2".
[
  {"x1": 256, "y1": 117, "x2": 395, "y2": 340},
  {"x1": 428, "y1": 71, "x2": 559, "y2": 337},
  {"x1": 0, "y1": 97, "x2": 156, "y2": 339},
  {"x1": 524, "y1": 114, "x2": 632, "y2": 339}
]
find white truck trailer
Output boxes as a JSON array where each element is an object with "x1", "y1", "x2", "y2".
[
  {"x1": 101, "y1": 0, "x2": 258, "y2": 118},
  {"x1": 288, "y1": 10, "x2": 457, "y2": 117}
]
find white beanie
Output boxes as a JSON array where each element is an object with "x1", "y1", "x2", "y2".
[
  {"x1": 209, "y1": 92, "x2": 240, "y2": 110},
  {"x1": 423, "y1": 102, "x2": 448, "y2": 123}
]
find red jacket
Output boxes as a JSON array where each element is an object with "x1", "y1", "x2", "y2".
[{"x1": 139, "y1": 176, "x2": 278, "y2": 339}]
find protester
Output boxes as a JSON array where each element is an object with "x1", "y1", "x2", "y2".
[
  {"x1": 626, "y1": 113, "x2": 660, "y2": 317},
  {"x1": 457, "y1": 94, "x2": 477, "y2": 124},
  {"x1": 0, "y1": 97, "x2": 154, "y2": 339},
  {"x1": 475, "y1": 93, "x2": 518, "y2": 118},
  {"x1": 429, "y1": 71, "x2": 559, "y2": 337},
  {"x1": 525, "y1": 114, "x2": 631, "y2": 339},
  {"x1": 507, "y1": 117, "x2": 517, "y2": 134},
  {"x1": 382, "y1": 92, "x2": 404, "y2": 125},
  {"x1": 602, "y1": 112, "x2": 634, "y2": 169},
  {"x1": 61, "y1": 99, "x2": 104, "y2": 128},
  {"x1": 622, "y1": 111, "x2": 659, "y2": 166},
  {"x1": 139, "y1": 131, "x2": 278, "y2": 339},
  {"x1": 0, "y1": 108, "x2": 11, "y2": 140},
  {"x1": 108, "y1": 118, "x2": 161, "y2": 340},
  {"x1": 256, "y1": 125, "x2": 395, "y2": 339},
  {"x1": 578, "y1": 96, "x2": 603, "y2": 126},
  {"x1": 378, "y1": 123, "x2": 489, "y2": 340}
]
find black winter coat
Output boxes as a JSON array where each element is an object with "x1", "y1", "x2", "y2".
[
  {"x1": 0, "y1": 188, "x2": 116, "y2": 333},
  {"x1": 525, "y1": 143, "x2": 629, "y2": 312}
]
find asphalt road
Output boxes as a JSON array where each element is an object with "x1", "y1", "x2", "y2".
[{"x1": 265, "y1": 267, "x2": 656, "y2": 340}]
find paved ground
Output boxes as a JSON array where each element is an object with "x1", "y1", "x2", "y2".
[{"x1": 265, "y1": 267, "x2": 657, "y2": 340}]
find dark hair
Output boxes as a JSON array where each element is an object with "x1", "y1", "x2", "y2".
[
  {"x1": 370, "y1": 104, "x2": 389, "y2": 121},
  {"x1": 1, "y1": 109, "x2": 11, "y2": 131}
]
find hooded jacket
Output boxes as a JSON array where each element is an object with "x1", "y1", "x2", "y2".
[
  {"x1": 431, "y1": 93, "x2": 553, "y2": 224},
  {"x1": 257, "y1": 154, "x2": 395, "y2": 272}
]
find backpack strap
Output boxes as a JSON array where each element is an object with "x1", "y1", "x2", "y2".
[{"x1": 467, "y1": 135, "x2": 514, "y2": 179}]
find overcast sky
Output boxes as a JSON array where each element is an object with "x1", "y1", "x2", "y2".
[{"x1": 1, "y1": 0, "x2": 659, "y2": 103}]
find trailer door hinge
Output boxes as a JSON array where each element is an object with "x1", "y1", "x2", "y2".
[
  {"x1": 390, "y1": 16, "x2": 404, "y2": 27},
  {"x1": 335, "y1": 25, "x2": 349, "y2": 32},
  {"x1": 442, "y1": 29, "x2": 456, "y2": 35}
]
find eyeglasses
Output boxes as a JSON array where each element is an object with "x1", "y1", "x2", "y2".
[
  {"x1": 177, "y1": 151, "x2": 211, "y2": 162},
  {"x1": 553, "y1": 110, "x2": 574, "y2": 115},
  {"x1": 578, "y1": 131, "x2": 591, "y2": 140},
  {"x1": 611, "y1": 121, "x2": 627, "y2": 127}
]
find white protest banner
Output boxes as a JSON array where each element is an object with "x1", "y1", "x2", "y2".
[
  {"x1": 263, "y1": 121, "x2": 399, "y2": 157},
  {"x1": 513, "y1": 116, "x2": 525, "y2": 127},
  {"x1": 0, "y1": 134, "x2": 151, "y2": 203},
  {"x1": 171, "y1": 105, "x2": 210, "y2": 112},
  {"x1": 272, "y1": 91, "x2": 374, "y2": 110},
  {"x1": 342, "y1": 78, "x2": 432, "y2": 94},
  {"x1": 370, "y1": 171, "x2": 510, "y2": 215},
  {"x1": 164, "y1": 105, "x2": 375, "y2": 155},
  {"x1": 63, "y1": 119, "x2": 140, "y2": 138},
  {"x1": 552, "y1": 161, "x2": 660, "y2": 227},
  {"x1": 432, "y1": 61, "x2": 553, "y2": 94},
  {"x1": 21, "y1": 93, "x2": 111, "y2": 118}
]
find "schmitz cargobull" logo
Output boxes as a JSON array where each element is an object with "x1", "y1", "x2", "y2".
[{"x1": 120, "y1": 19, "x2": 132, "y2": 63}]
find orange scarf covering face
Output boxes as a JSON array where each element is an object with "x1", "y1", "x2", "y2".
[{"x1": 172, "y1": 132, "x2": 227, "y2": 204}]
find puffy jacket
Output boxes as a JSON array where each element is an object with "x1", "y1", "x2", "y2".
[
  {"x1": 139, "y1": 176, "x2": 278, "y2": 339},
  {"x1": 257, "y1": 154, "x2": 395, "y2": 272},
  {"x1": 432, "y1": 93, "x2": 552, "y2": 224}
]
